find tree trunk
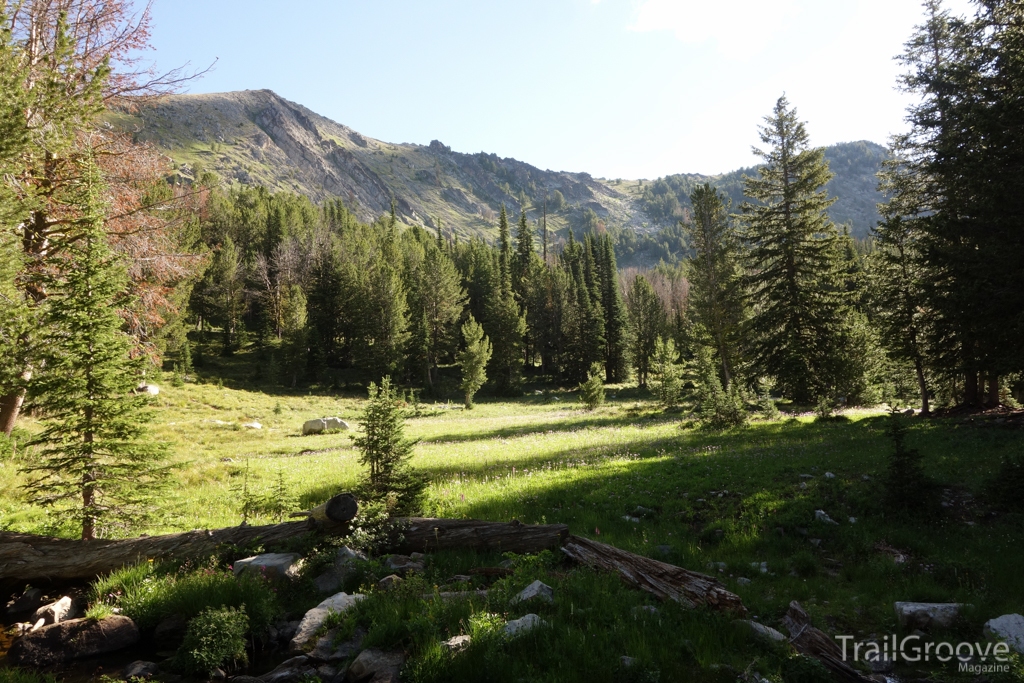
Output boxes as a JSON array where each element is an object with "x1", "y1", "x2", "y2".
[
  {"x1": 0, "y1": 388, "x2": 27, "y2": 437},
  {"x1": 987, "y1": 373, "x2": 999, "y2": 407},
  {"x1": 965, "y1": 371, "x2": 979, "y2": 406},
  {"x1": 560, "y1": 535, "x2": 746, "y2": 614},
  {"x1": 781, "y1": 601, "x2": 875, "y2": 683},
  {"x1": 914, "y1": 356, "x2": 930, "y2": 417},
  {"x1": 396, "y1": 518, "x2": 569, "y2": 554}
]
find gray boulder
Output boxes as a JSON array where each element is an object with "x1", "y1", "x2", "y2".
[
  {"x1": 122, "y1": 661, "x2": 159, "y2": 680},
  {"x1": 384, "y1": 554, "x2": 424, "y2": 574},
  {"x1": 313, "y1": 546, "x2": 368, "y2": 594},
  {"x1": 308, "y1": 626, "x2": 364, "y2": 662},
  {"x1": 502, "y1": 613, "x2": 545, "y2": 637},
  {"x1": 302, "y1": 417, "x2": 350, "y2": 435},
  {"x1": 9, "y1": 615, "x2": 140, "y2": 667},
  {"x1": 6, "y1": 587, "x2": 43, "y2": 615},
  {"x1": 233, "y1": 553, "x2": 303, "y2": 581},
  {"x1": 894, "y1": 602, "x2": 965, "y2": 630},
  {"x1": 442, "y1": 634, "x2": 471, "y2": 653},
  {"x1": 510, "y1": 580, "x2": 554, "y2": 605},
  {"x1": 984, "y1": 613, "x2": 1024, "y2": 653},
  {"x1": 30, "y1": 596, "x2": 79, "y2": 630},
  {"x1": 259, "y1": 656, "x2": 317, "y2": 683},
  {"x1": 290, "y1": 592, "x2": 364, "y2": 653},
  {"x1": 377, "y1": 574, "x2": 403, "y2": 591},
  {"x1": 346, "y1": 649, "x2": 404, "y2": 683}
]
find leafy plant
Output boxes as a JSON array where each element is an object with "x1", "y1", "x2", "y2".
[{"x1": 171, "y1": 606, "x2": 248, "y2": 675}]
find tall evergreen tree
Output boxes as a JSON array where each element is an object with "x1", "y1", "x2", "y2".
[
  {"x1": 23, "y1": 161, "x2": 168, "y2": 540},
  {"x1": 414, "y1": 245, "x2": 467, "y2": 389},
  {"x1": 360, "y1": 221, "x2": 409, "y2": 381},
  {"x1": 485, "y1": 206, "x2": 526, "y2": 393},
  {"x1": 598, "y1": 236, "x2": 629, "y2": 382},
  {"x1": 740, "y1": 95, "x2": 851, "y2": 403},
  {"x1": 626, "y1": 275, "x2": 665, "y2": 388},
  {"x1": 457, "y1": 315, "x2": 492, "y2": 409},
  {"x1": 685, "y1": 183, "x2": 745, "y2": 389}
]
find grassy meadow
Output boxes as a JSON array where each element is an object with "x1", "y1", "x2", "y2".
[{"x1": 2, "y1": 349, "x2": 1024, "y2": 681}]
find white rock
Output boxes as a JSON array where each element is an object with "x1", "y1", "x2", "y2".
[
  {"x1": 620, "y1": 656, "x2": 637, "y2": 668},
  {"x1": 737, "y1": 577, "x2": 752, "y2": 586},
  {"x1": 814, "y1": 510, "x2": 839, "y2": 525},
  {"x1": 511, "y1": 580, "x2": 554, "y2": 605},
  {"x1": 848, "y1": 517, "x2": 857, "y2": 524},
  {"x1": 233, "y1": 553, "x2": 302, "y2": 581},
  {"x1": 242, "y1": 421, "x2": 262, "y2": 429},
  {"x1": 894, "y1": 602, "x2": 965, "y2": 630},
  {"x1": 750, "y1": 561, "x2": 768, "y2": 574},
  {"x1": 30, "y1": 596, "x2": 76, "y2": 630},
  {"x1": 799, "y1": 482, "x2": 808, "y2": 490},
  {"x1": 442, "y1": 634, "x2": 472, "y2": 653},
  {"x1": 984, "y1": 614, "x2": 1024, "y2": 653},
  {"x1": 302, "y1": 417, "x2": 350, "y2": 435},
  {"x1": 825, "y1": 472, "x2": 835, "y2": 479},
  {"x1": 289, "y1": 593, "x2": 365, "y2": 652},
  {"x1": 622, "y1": 515, "x2": 641, "y2": 523},
  {"x1": 502, "y1": 613, "x2": 545, "y2": 637},
  {"x1": 137, "y1": 383, "x2": 159, "y2": 396}
]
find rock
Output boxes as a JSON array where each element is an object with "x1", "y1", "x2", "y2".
[
  {"x1": 894, "y1": 602, "x2": 965, "y2": 630},
  {"x1": 750, "y1": 561, "x2": 768, "y2": 574},
  {"x1": 259, "y1": 656, "x2": 317, "y2": 683},
  {"x1": 825, "y1": 472, "x2": 835, "y2": 479},
  {"x1": 984, "y1": 614, "x2": 1024, "y2": 653},
  {"x1": 502, "y1": 613, "x2": 545, "y2": 637},
  {"x1": 231, "y1": 677, "x2": 263, "y2": 683},
  {"x1": 242, "y1": 421, "x2": 262, "y2": 429},
  {"x1": 302, "y1": 417, "x2": 350, "y2": 435},
  {"x1": 862, "y1": 475, "x2": 871, "y2": 481},
  {"x1": 138, "y1": 383, "x2": 159, "y2": 396},
  {"x1": 814, "y1": 510, "x2": 839, "y2": 525},
  {"x1": 313, "y1": 571, "x2": 343, "y2": 595},
  {"x1": 377, "y1": 574, "x2": 403, "y2": 591},
  {"x1": 290, "y1": 592, "x2": 365, "y2": 653},
  {"x1": 122, "y1": 660, "x2": 159, "y2": 680},
  {"x1": 154, "y1": 613, "x2": 187, "y2": 646},
  {"x1": 337, "y1": 546, "x2": 368, "y2": 565},
  {"x1": 308, "y1": 627, "x2": 364, "y2": 662},
  {"x1": 442, "y1": 634, "x2": 471, "y2": 653},
  {"x1": 655, "y1": 544, "x2": 672, "y2": 557},
  {"x1": 6, "y1": 587, "x2": 43, "y2": 615},
  {"x1": 810, "y1": 538, "x2": 822, "y2": 547},
  {"x1": 384, "y1": 554, "x2": 424, "y2": 574},
  {"x1": 799, "y1": 482, "x2": 807, "y2": 490},
  {"x1": 865, "y1": 648, "x2": 894, "y2": 674},
  {"x1": 737, "y1": 577, "x2": 752, "y2": 586},
  {"x1": 233, "y1": 553, "x2": 303, "y2": 580},
  {"x1": 211, "y1": 668, "x2": 226, "y2": 680},
  {"x1": 632, "y1": 505, "x2": 655, "y2": 517},
  {"x1": 620, "y1": 656, "x2": 637, "y2": 668},
  {"x1": 735, "y1": 620, "x2": 786, "y2": 643},
  {"x1": 274, "y1": 620, "x2": 300, "y2": 643},
  {"x1": 510, "y1": 580, "x2": 554, "y2": 605},
  {"x1": 848, "y1": 517, "x2": 857, "y2": 524},
  {"x1": 345, "y1": 649, "x2": 405, "y2": 683},
  {"x1": 632, "y1": 605, "x2": 659, "y2": 617},
  {"x1": 621, "y1": 515, "x2": 641, "y2": 523},
  {"x1": 30, "y1": 596, "x2": 77, "y2": 628},
  {"x1": 9, "y1": 615, "x2": 140, "y2": 667},
  {"x1": 315, "y1": 666, "x2": 337, "y2": 681},
  {"x1": 313, "y1": 547, "x2": 368, "y2": 594},
  {"x1": 448, "y1": 574, "x2": 473, "y2": 584},
  {"x1": 706, "y1": 561, "x2": 727, "y2": 572},
  {"x1": 799, "y1": 474, "x2": 814, "y2": 479}
]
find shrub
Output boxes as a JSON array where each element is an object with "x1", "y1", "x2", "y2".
[
  {"x1": 984, "y1": 455, "x2": 1024, "y2": 512},
  {"x1": 883, "y1": 409, "x2": 937, "y2": 513},
  {"x1": 695, "y1": 348, "x2": 745, "y2": 428},
  {"x1": 171, "y1": 606, "x2": 248, "y2": 675},
  {"x1": 653, "y1": 337, "x2": 681, "y2": 409},
  {"x1": 578, "y1": 363, "x2": 605, "y2": 410},
  {"x1": 0, "y1": 669, "x2": 58, "y2": 683}
]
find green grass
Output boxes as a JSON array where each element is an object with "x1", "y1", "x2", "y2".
[{"x1": 4, "y1": 345, "x2": 1024, "y2": 681}]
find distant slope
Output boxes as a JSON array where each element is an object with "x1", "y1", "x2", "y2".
[{"x1": 111, "y1": 90, "x2": 888, "y2": 241}]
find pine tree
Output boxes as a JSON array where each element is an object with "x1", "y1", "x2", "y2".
[
  {"x1": 740, "y1": 95, "x2": 851, "y2": 403},
  {"x1": 578, "y1": 363, "x2": 605, "y2": 410},
  {"x1": 685, "y1": 183, "x2": 745, "y2": 389},
  {"x1": 360, "y1": 220, "x2": 409, "y2": 381},
  {"x1": 626, "y1": 275, "x2": 665, "y2": 388},
  {"x1": 653, "y1": 337, "x2": 681, "y2": 408},
  {"x1": 23, "y1": 160, "x2": 168, "y2": 540},
  {"x1": 353, "y1": 376, "x2": 424, "y2": 513},
  {"x1": 486, "y1": 207, "x2": 526, "y2": 393},
  {"x1": 457, "y1": 315, "x2": 492, "y2": 409},
  {"x1": 598, "y1": 236, "x2": 629, "y2": 383},
  {"x1": 415, "y1": 245, "x2": 467, "y2": 390}
]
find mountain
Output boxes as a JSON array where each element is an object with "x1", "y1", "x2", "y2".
[{"x1": 109, "y1": 89, "x2": 888, "y2": 241}]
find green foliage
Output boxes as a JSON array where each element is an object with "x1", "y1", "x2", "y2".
[
  {"x1": 90, "y1": 561, "x2": 278, "y2": 634},
  {"x1": 652, "y1": 337, "x2": 681, "y2": 409},
  {"x1": 171, "y1": 606, "x2": 249, "y2": 675},
  {"x1": 343, "y1": 499, "x2": 406, "y2": 555},
  {"x1": 883, "y1": 410, "x2": 935, "y2": 513},
  {"x1": 0, "y1": 670, "x2": 58, "y2": 683},
  {"x1": 626, "y1": 275, "x2": 665, "y2": 388},
  {"x1": 695, "y1": 347, "x2": 746, "y2": 429},
  {"x1": 780, "y1": 655, "x2": 832, "y2": 683},
  {"x1": 457, "y1": 315, "x2": 492, "y2": 409},
  {"x1": 21, "y1": 159, "x2": 169, "y2": 540},
  {"x1": 354, "y1": 377, "x2": 425, "y2": 513},
  {"x1": 578, "y1": 363, "x2": 606, "y2": 411}
]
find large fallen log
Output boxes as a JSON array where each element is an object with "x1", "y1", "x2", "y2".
[
  {"x1": 780, "y1": 601, "x2": 876, "y2": 683},
  {"x1": 560, "y1": 534, "x2": 747, "y2": 615},
  {"x1": 395, "y1": 518, "x2": 569, "y2": 554}
]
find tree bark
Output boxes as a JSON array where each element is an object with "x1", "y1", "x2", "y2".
[
  {"x1": 965, "y1": 371, "x2": 979, "y2": 406},
  {"x1": 395, "y1": 518, "x2": 569, "y2": 554},
  {"x1": 914, "y1": 355, "x2": 930, "y2": 417},
  {"x1": 781, "y1": 601, "x2": 875, "y2": 683},
  {"x1": 987, "y1": 373, "x2": 999, "y2": 407},
  {"x1": 560, "y1": 535, "x2": 746, "y2": 614}
]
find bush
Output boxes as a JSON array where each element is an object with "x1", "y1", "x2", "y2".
[
  {"x1": 883, "y1": 409, "x2": 937, "y2": 514},
  {"x1": 578, "y1": 363, "x2": 605, "y2": 410},
  {"x1": 171, "y1": 606, "x2": 248, "y2": 675},
  {"x1": 90, "y1": 561, "x2": 279, "y2": 634},
  {"x1": 985, "y1": 455, "x2": 1024, "y2": 512},
  {"x1": 0, "y1": 669, "x2": 58, "y2": 683},
  {"x1": 695, "y1": 348, "x2": 745, "y2": 429}
]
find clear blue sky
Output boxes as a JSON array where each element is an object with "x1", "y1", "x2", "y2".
[{"x1": 147, "y1": 0, "x2": 973, "y2": 178}]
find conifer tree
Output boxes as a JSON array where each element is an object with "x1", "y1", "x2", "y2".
[
  {"x1": 653, "y1": 336, "x2": 681, "y2": 408},
  {"x1": 354, "y1": 376, "x2": 424, "y2": 513},
  {"x1": 486, "y1": 207, "x2": 526, "y2": 393},
  {"x1": 740, "y1": 96, "x2": 851, "y2": 403},
  {"x1": 457, "y1": 315, "x2": 492, "y2": 409},
  {"x1": 414, "y1": 245, "x2": 467, "y2": 389},
  {"x1": 685, "y1": 183, "x2": 745, "y2": 389},
  {"x1": 598, "y1": 236, "x2": 629, "y2": 383},
  {"x1": 23, "y1": 160, "x2": 168, "y2": 540},
  {"x1": 360, "y1": 219, "x2": 409, "y2": 381},
  {"x1": 626, "y1": 275, "x2": 665, "y2": 388}
]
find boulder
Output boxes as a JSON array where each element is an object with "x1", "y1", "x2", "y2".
[
  {"x1": 313, "y1": 546, "x2": 367, "y2": 594},
  {"x1": 259, "y1": 656, "x2": 317, "y2": 683},
  {"x1": 442, "y1": 634, "x2": 471, "y2": 653},
  {"x1": 302, "y1": 417, "x2": 350, "y2": 435},
  {"x1": 137, "y1": 383, "x2": 160, "y2": 396},
  {"x1": 30, "y1": 596, "x2": 78, "y2": 629},
  {"x1": 290, "y1": 592, "x2": 365, "y2": 653},
  {"x1": 894, "y1": 602, "x2": 965, "y2": 630},
  {"x1": 313, "y1": 571, "x2": 343, "y2": 595},
  {"x1": 984, "y1": 613, "x2": 1024, "y2": 653},
  {"x1": 9, "y1": 615, "x2": 140, "y2": 667},
  {"x1": 502, "y1": 613, "x2": 545, "y2": 637},
  {"x1": 242, "y1": 421, "x2": 262, "y2": 430},
  {"x1": 308, "y1": 626, "x2": 364, "y2": 662},
  {"x1": 233, "y1": 553, "x2": 302, "y2": 580},
  {"x1": 122, "y1": 660, "x2": 160, "y2": 680},
  {"x1": 814, "y1": 510, "x2": 839, "y2": 525},
  {"x1": 377, "y1": 574, "x2": 403, "y2": 591},
  {"x1": 6, "y1": 587, "x2": 43, "y2": 615},
  {"x1": 384, "y1": 554, "x2": 424, "y2": 574},
  {"x1": 346, "y1": 649, "x2": 404, "y2": 683},
  {"x1": 510, "y1": 580, "x2": 554, "y2": 605}
]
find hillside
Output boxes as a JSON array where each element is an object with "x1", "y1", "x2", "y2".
[{"x1": 111, "y1": 90, "x2": 887, "y2": 242}]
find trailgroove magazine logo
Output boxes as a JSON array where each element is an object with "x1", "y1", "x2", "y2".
[{"x1": 835, "y1": 635, "x2": 1012, "y2": 674}]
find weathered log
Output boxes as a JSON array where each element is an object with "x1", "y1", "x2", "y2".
[
  {"x1": 289, "y1": 492, "x2": 359, "y2": 523},
  {"x1": 395, "y1": 517, "x2": 570, "y2": 554},
  {"x1": 780, "y1": 601, "x2": 875, "y2": 683},
  {"x1": 560, "y1": 534, "x2": 747, "y2": 615}
]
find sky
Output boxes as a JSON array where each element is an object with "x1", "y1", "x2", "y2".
[{"x1": 146, "y1": 0, "x2": 976, "y2": 179}]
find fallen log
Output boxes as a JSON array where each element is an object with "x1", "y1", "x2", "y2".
[
  {"x1": 289, "y1": 492, "x2": 359, "y2": 523},
  {"x1": 395, "y1": 518, "x2": 570, "y2": 554},
  {"x1": 780, "y1": 601, "x2": 875, "y2": 683},
  {"x1": 560, "y1": 534, "x2": 747, "y2": 615}
]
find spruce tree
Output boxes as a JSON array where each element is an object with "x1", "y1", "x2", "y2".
[
  {"x1": 486, "y1": 207, "x2": 526, "y2": 393},
  {"x1": 457, "y1": 315, "x2": 492, "y2": 409},
  {"x1": 598, "y1": 236, "x2": 629, "y2": 383},
  {"x1": 653, "y1": 336, "x2": 681, "y2": 408},
  {"x1": 685, "y1": 184, "x2": 745, "y2": 389},
  {"x1": 415, "y1": 245, "x2": 467, "y2": 390},
  {"x1": 626, "y1": 275, "x2": 665, "y2": 388},
  {"x1": 23, "y1": 161, "x2": 168, "y2": 540},
  {"x1": 740, "y1": 96, "x2": 851, "y2": 403}
]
